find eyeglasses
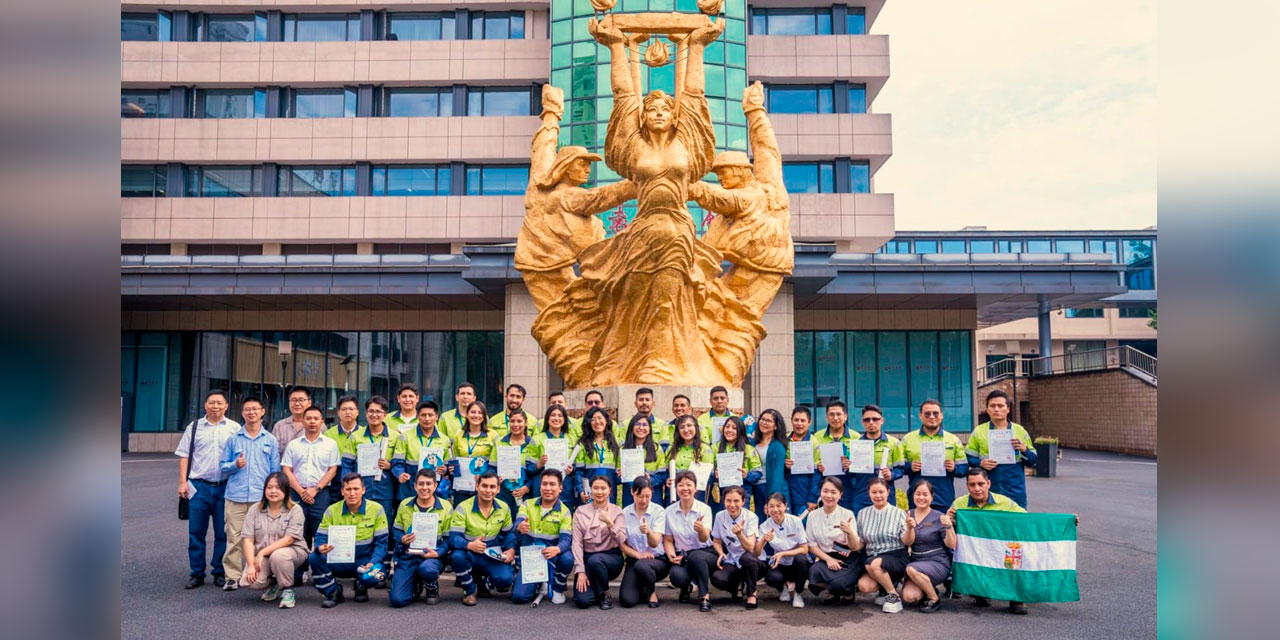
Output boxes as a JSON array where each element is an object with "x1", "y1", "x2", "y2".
[
  {"x1": 289, "y1": 399, "x2": 308, "y2": 404},
  {"x1": 922, "y1": 411, "x2": 941, "y2": 417},
  {"x1": 862, "y1": 417, "x2": 882, "y2": 423},
  {"x1": 366, "y1": 410, "x2": 386, "y2": 416}
]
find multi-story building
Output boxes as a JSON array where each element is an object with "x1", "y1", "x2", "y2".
[{"x1": 120, "y1": 2, "x2": 1136, "y2": 451}]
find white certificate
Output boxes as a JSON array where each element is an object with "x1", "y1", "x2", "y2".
[
  {"x1": 849, "y1": 440, "x2": 875, "y2": 474},
  {"x1": 789, "y1": 441, "x2": 814, "y2": 475},
  {"x1": 543, "y1": 439, "x2": 569, "y2": 470},
  {"x1": 496, "y1": 445, "x2": 522, "y2": 479},
  {"x1": 716, "y1": 451, "x2": 744, "y2": 487},
  {"x1": 620, "y1": 448, "x2": 646, "y2": 483},
  {"x1": 520, "y1": 546, "x2": 548, "y2": 584},
  {"x1": 921, "y1": 442, "x2": 946, "y2": 477},
  {"x1": 410, "y1": 511, "x2": 438, "y2": 551},
  {"x1": 454, "y1": 456, "x2": 477, "y2": 491},
  {"x1": 819, "y1": 442, "x2": 846, "y2": 476},
  {"x1": 712, "y1": 416, "x2": 727, "y2": 444},
  {"x1": 419, "y1": 446, "x2": 445, "y2": 472},
  {"x1": 988, "y1": 429, "x2": 1017, "y2": 464},
  {"x1": 327, "y1": 525, "x2": 356, "y2": 564},
  {"x1": 357, "y1": 442, "x2": 381, "y2": 477},
  {"x1": 690, "y1": 461, "x2": 714, "y2": 491},
  {"x1": 879, "y1": 445, "x2": 891, "y2": 470}
]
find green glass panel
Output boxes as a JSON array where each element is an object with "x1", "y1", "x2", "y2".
[
  {"x1": 705, "y1": 64, "x2": 725, "y2": 97},
  {"x1": 552, "y1": 1, "x2": 572, "y2": 21},
  {"x1": 876, "y1": 332, "x2": 909, "y2": 434},
  {"x1": 726, "y1": 67, "x2": 746, "y2": 93},
  {"x1": 597, "y1": 65, "x2": 612, "y2": 96},
  {"x1": 725, "y1": 0, "x2": 745, "y2": 20},
  {"x1": 727, "y1": 43, "x2": 746, "y2": 66},
  {"x1": 551, "y1": 69, "x2": 572, "y2": 93},
  {"x1": 650, "y1": 0, "x2": 674, "y2": 11},
  {"x1": 795, "y1": 332, "x2": 815, "y2": 409},
  {"x1": 558, "y1": 127, "x2": 571, "y2": 146},
  {"x1": 714, "y1": 123, "x2": 727, "y2": 149},
  {"x1": 705, "y1": 41, "x2": 725, "y2": 64},
  {"x1": 621, "y1": 0, "x2": 650, "y2": 13},
  {"x1": 726, "y1": 124, "x2": 747, "y2": 150},
  {"x1": 848, "y1": 331, "x2": 878, "y2": 414},
  {"x1": 649, "y1": 64, "x2": 675, "y2": 94},
  {"x1": 569, "y1": 98, "x2": 596, "y2": 123},
  {"x1": 939, "y1": 331, "x2": 973, "y2": 431},
  {"x1": 572, "y1": 64, "x2": 596, "y2": 99},
  {"x1": 707, "y1": 97, "x2": 725, "y2": 122},
  {"x1": 727, "y1": 106, "x2": 745, "y2": 125},
  {"x1": 813, "y1": 331, "x2": 845, "y2": 430},
  {"x1": 573, "y1": 0, "x2": 596, "y2": 17},
  {"x1": 573, "y1": 41, "x2": 596, "y2": 58},
  {"x1": 597, "y1": 164, "x2": 620, "y2": 183},
  {"x1": 595, "y1": 122, "x2": 608, "y2": 147},
  {"x1": 725, "y1": 17, "x2": 745, "y2": 42},
  {"x1": 598, "y1": 96, "x2": 614, "y2": 118},
  {"x1": 552, "y1": 44, "x2": 572, "y2": 69},
  {"x1": 676, "y1": 0, "x2": 698, "y2": 12},
  {"x1": 906, "y1": 332, "x2": 939, "y2": 432},
  {"x1": 573, "y1": 17, "x2": 591, "y2": 41},
  {"x1": 571, "y1": 123, "x2": 594, "y2": 147},
  {"x1": 552, "y1": 20, "x2": 572, "y2": 42}
]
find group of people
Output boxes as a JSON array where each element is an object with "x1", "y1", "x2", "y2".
[{"x1": 176, "y1": 383, "x2": 1043, "y2": 615}]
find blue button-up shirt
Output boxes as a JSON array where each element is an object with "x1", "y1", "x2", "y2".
[{"x1": 219, "y1": 426, "x2": 282, "y2": 503}]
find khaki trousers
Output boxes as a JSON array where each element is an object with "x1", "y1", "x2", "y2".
[
  {"x1": 221, "y1": 500, "x2": 252, "y2": 581},
  {"x1": 240, "y1": 547, "x2": 308, "y2": 589}
]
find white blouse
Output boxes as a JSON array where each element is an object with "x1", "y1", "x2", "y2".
[
  {"x1": 757, "y1": 513, "x2": 808, "y2": 565},
  {"x1": 805, "y1": 505, "x2": 857, "y2": 554}
]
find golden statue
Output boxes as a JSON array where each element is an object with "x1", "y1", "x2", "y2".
[{"x1": 517, "y1": 9, "x2": 792, "y2": 388}]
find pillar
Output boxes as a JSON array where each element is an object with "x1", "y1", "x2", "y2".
[
  {"x1": 504, "y1": 283, "x2": 550, "y2": 418},
  {"x1": 747, "y1": 283, "x2": 795, "y2": 414},
  {"x1": 1037, "y1": 295, "x2": 1052, "y2": 375}
]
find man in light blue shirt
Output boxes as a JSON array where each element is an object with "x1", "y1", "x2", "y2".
[{"x1": 218, "y1": 396, "x2": 280, "y2": 590}]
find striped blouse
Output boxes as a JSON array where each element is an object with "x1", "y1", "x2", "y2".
[{"x1": 856, "y1": 504, "x2": 907, "y2": 558}]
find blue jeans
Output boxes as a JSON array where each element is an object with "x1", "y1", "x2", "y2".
[
  {"x1": 388, "y1": 556, "x2": 443, "y2": 607},
  {"x1": 450, "y1": 549, "x2": 514, "y2": 596},
  {"x1": 186, "y1": 480, "x2": 226, "y2": 578},
  {"x1": 511, "y1": 549, "x2": 573, "y2": 604},
  {"x1": 308, "y1": 550, "x2": 380, "y2": 598}
]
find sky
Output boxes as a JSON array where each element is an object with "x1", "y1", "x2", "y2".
[{"x1": 872, "y1": 1, "x2": 1157, "y2": 231}]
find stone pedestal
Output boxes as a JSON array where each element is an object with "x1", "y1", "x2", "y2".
[{"x1": 564, "y1": 385, "x2": 745, "y2": 426}]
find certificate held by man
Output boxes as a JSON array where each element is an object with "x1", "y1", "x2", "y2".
[
  {"x1": 716, "y1": 451, "x2": 744, "y2": 487},
  {"x1": 410, "y1": 512, "x2": 438, "y2": 551},
  {"x1": 520, "y1": 545, "x2": 549, "y2": 584},
  {"x1": 790, "y1": 440, "x2": 815, "y2": 475},
  {"x1": 921, "y1": 441, "x2": 946, "y2": 477},
  {"x1": 988, "y1": 429, "x2": 1017, "y2": 464},
  {"x1": 327, "y1": 525, "x2": 356, "y2": 563},
  {"x1": 818, "y1": 442, "x2": 845, "y2": 477},
  {"x1": 849, "y1": 440, "x2": 875, "y2": 474}
]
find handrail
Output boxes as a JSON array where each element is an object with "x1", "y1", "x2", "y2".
[{"x1": 977, "y1": 345, "x2": 1156, "y2": 385}]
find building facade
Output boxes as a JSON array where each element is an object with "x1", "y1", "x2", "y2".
[{"x1": 120, "y1": 2, "x2": 1140, "y2": 451}]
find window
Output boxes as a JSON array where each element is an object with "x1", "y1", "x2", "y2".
[
  {"x1": 122, "y1": 165, "x2": 167, "y2": 197},
  {"x1": 970, "y1": 240, "x2": 995, "y2": 253},
  {"x1": 1123, "y1": 239, "x2": 1155, "y2": 290},
  {"x1": 850, "y1": 161, "x2": 870, "y2": 193},
  {"x1": 387, "y1": 12, "x2": 456, "y2": 41},
  {"x1": 1119, "y1": 306, "x2": 1155, "y2": 319},
  {"x1": 186, "y1": 244, "x2": 263, "y2": 257},
  {"x1": 121, "y1": 244, "x2": 173, "y2": 256},
  {"x1": 1055, "y1": 239, "x2": 1085, "y2": 254},
  {"x1": 782, "y1": 162, "x2": 835, "y2": 193},
  {"x1": 1064, "y1": 308, "x2": 1103, "y2": 318},
  {"x1": 374, "y1": 243, "x2": 450, "y2": 254},
  {"x1": 466, "y1": 88, "x2": 530, "y2": 116},
  {"x1": 1025, "y1": 239, "x2": 1052, "y2": 253},
  {"x1": 848, "y1": 84, "x2": 867, "y2": 114},
  {"x1": 470, "y1": 11, "x2": 525, "y2": 40},
  {"x1": 122, "y1": 13, "x2": 169, "y2": 42},
  {"x1": 941, "y1": 240, "x2": 967, "y2": 253},
  {"x1": 201, "y1": 14, "x2": 260, "y2": 43},
  {"x1": 878, "y1": 240, "x2": 911, "y2": 254},
  {"x1": 385, "y1": 89, "x2": 454, "y2": 117},
  {"x1": 284, "y1": 14, "x2": 360, "y2": 42},
  {"x1": 278, "y1": 166, "x2": 357, "y2": 196},
  {"x1": 291, "y1": 89, "x2": 357, "y2": 118},
  {"x1": 200, "y1": 89, "x2": 265, "y2": 119},
  {"x1": 914, "y1": 241, "x2": 938, "y2": 254},
  {"x1": 751, "y1": 9, "x2": 833, "y2": 36},
  {"x1": 1088, "y1": 239, "x2": 1118, "y2": 256},
  {"x1": 997, "y1": 240, "x2": 1022, "y2": 253},
  {"x1": 372, "y1": 165, "x2": 452, "y2": 196},
  {"x1": 764, "y1": 85, "x2": 834, "y2": 114},
  {"x1": 185, "y1": 166, "x2": 263, "y2": 197},
  {"x1": 282, "y1": 244, "x2": 358, "y2": 255},
  {"x1": 847, "y1": 7, "x2": 867, "y2": 35},
  {"x1": 465, "y1": 166, "x2": 529, "y2": 195},
  {"x1": 121, "y1": 91, "x2": 171, "y2": 118}
]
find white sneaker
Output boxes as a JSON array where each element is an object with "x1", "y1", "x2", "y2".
[
  {"x1": 778, "y1": 587, "x2": 792, "y2": 602},
  {"x1": 882, "y1": 593, "x2": 903, "y2": 613},
  {"x1": 279, "y1": 589, "x2": 296, "y2": 609},
  {"x1": 551, "y1": 590, "x2": 566, "y2": 605},
  {"x1": 261, "y1": 582, "x2": 280, "y2": 602},
  {"x1": 222, "y1": 580, "x2": 239, "y2": 592},
  {"x1": 792, "y1": 593, "x2": 805, "y2": 608}
]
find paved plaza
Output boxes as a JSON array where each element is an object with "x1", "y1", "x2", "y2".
[{"x1": 122, "y1": 449, "x2": 1155, "y2": 640}]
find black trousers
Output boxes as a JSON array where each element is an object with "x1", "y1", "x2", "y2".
[
  {"x1": 808, "y1": 552, "x2": 863, "y2": 597},
  {"x1": 710, "y1": 553, "x2": 763, "y2": 597},
  {"x1": 619, "y1": 556, "x2": 671, "y2": 608},
  {"x1": 668, "y1": 547, "x2": 718, "y2": 597},
  {"x1": 764, "y1": 555, "x2": 811, "y2": 592},
  {"x1": 573, "y1": 548, "x2": 624, "y2": 608}
]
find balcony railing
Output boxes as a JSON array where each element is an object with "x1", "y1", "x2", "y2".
[{"x1": 977, "y1": 345, "x2": 1156, "y2": 385}]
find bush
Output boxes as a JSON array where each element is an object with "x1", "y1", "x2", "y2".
[
  {"x1": 896, "y1": 489, "x2": 908, "y2": 510},
  {"x1": 1033, "y1": 436, "x2": 1059, "y2": 445}
]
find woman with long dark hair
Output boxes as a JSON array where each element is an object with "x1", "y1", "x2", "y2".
[
  {"x1": 750, "y1": 408, "x2": 788, "y2": 520},
  {"x1": 534, "y1": 404, "x2": 576, "y2": 505},
  {"x1": 573, "y1": 407, "x2": 621, "y2": 505},
  {"x1": 709, "y1": 416, "x2": 761, "y2": 513},
  {"x1": 666, "y1": 414, "x2": 709, "y2": 502},
  {"x1": 450, "y1": 401, "x2": 494, "y2": 504},
  {"x1": 621, "y1": 413, "x2": 667, "y2": 507}
]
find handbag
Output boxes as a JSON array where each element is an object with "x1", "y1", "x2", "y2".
[{"x1": 178, "y1": 417, "x2": 198, "y2": 520}]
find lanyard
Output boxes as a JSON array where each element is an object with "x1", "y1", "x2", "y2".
[
  {"x1": 465, "y1": 431, "x2": 484, "y2": 456},
  {"x1": 416, "y1": 429, "x2": 437, "y2": 449},
  {"x1": 594, "y1": 442, "x2": 607, "y2": 464}
]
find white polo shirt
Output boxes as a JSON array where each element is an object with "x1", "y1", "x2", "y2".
[
  {"x1": 712, "y1": 508, "x2": 759, "y2": 567},
  {"x1": 662, "y1": 499, "x2": 714, "y2": 553},
  {"x1": 758, "y1": 513, "x2": 808, "y2": 565},
  {"x1": 622, "y1": 501, "x2": 667, "y2": 556},
  {"x1": 281, "y1": 433, "x2": 341, "y2": 488},
  {"x1": 174, "y1": 416, "x2": 241, "y2": 483}
]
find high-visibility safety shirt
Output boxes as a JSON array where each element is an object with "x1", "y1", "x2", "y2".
[
  {"x1": 448, "y1": 497, "x2": 515, "y2": 550},
  {"x1": 392, "y1": 496, "x2": 452, "y2": 559},
  {"x1": 335, "y1": 425, "x2": 396, "y2": 504},
  {"x1": 696, "y1": 410, "x2": 733, "y2": 445},
  {"x1": 325, "y1": 423, "x2": 367, "y2": 471},
  {"x1": 437, "y1": 408, "x2": 468, "y2": 441},
  {"x1": 666, "y1": 443, "x2": 710, "y2": 472},
  {"x1": 950, "y1": 492, "x2": 1027, "y2": 513},
  {"x1": 489, "y1": 434, "x2": 542, "y2": 491},
  {"x1": 451, "y1": 429, "x2": 496, "y2": 461},
  {"x1": 390, "y1": 426, "x2": 453, "y2": 479},
  {"x1": 900, "y1": 427, "x2": 969, "y2": 507},
  {"x1": 965, "y1": 422, "x2": 1039, "y2": 509},
  {"x1": 848, "y1": 432, "x2": 906, "y2": 507},
  {"x1": 710, "y1": 443, "x2": 763, "y2": 486},
  {"x1": 487, "y1": 411, "x2": 544, "y2": 440},
  {"x1": 384, "y1": 410, "x2": 418, "y2": 437},
  {"x1": 314, "y1": 498, "x2": 390, "y2": 567},
  {"x1": 573, "y1": 439, "x2": 620, "y2": 494},
  {"x1": 515, "y1": 498, "x2": 573, "y2": 553}
]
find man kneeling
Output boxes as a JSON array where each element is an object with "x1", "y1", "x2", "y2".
[{"x1": 309, "y1": 473, "x2": 390, "y2": 607}]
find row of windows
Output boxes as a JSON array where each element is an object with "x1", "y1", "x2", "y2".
[
  {"x1": 122, "y1": 11, "x2": 524, "y2": 43},
  {"x1": 750, "y1": 7, "x2": 867, "y2": 36},
  {"x1": 122, "y1": 164, "x2": 531, "y2": 198},
  {"x1": 1064, "y1": 307, "x2": 1156, "y2": 319},
  {"x1": 122, "y1": 87, "x2": 534, "y2": 119},
  {"x1": 878, "y1": 237, "x2": 1156, "y2": 290},
  {"x1": 782, "y1": 161, "x2": 871, "y2": 194},
  {"x1": 764, "y1": 84, "x2": 867, "y2": 114}
]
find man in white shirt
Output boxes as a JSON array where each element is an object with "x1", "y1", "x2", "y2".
[
  {"x1": 176, "y1": 389, "x2": 241, "y2": 589},
  {"x1": 281, "y1": 406, "x2": 341, "y2": 555}
]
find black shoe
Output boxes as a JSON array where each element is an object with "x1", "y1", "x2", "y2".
[
  {"x1": 1009, "y1": 601, "x2": 1028, "y2": 615},
  {"x1": 678, "y1": 587, "x2": 692, "y2": 604},
  {"x1": 745, "y1": 596, "x2": 758, "y2": 610},
  {"x1": 973, "y1": 596, "x2": 991, "y2": 607},
  {"x1": 424, "y1": 587, "x2": 440, "y2": 605},
  {"x1": 184, "y1": 576, "x2": 204, "y2": 590},
  {"x1": 920, "y1": 599, "x2": 941, "y2": 613},
  {"x1": 822, "y1": 595, "x2": 841, "y2": 606},
  {"x1": 699, "y1": 598, "x2": 712, "y2": 613},
  {"x1": 212, "y1": 575, "x2": 226, "y2": 588},
  {"x1": 648, "y1": 599, "x2": 660, "y2": 609},
  {"x1": 374, "y1": 579, "x2": 388, "y2": 590},
  {"x1": 353, "y1": 584, "x2": 369, "y2": 603},
  {"x1": 321, "y1": 587, "x2": 345, "y2": 608},
  {"x1": 599, "y1": 594, "x2": 614, "y2": 610}
]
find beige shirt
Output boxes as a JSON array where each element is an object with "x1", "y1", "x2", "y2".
[
  {"x1": 242, "y1": 503, "x2": 307, "y2": 553},
  {"x1": 805, "y1": 504, "x2": 856, "y2": 554},
  {"x1": 571, "y1": 502, "x2": 627, "y2": 574}
]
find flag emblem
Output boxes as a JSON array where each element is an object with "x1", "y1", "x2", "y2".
[{"x1": 1004, "y1": 542, "x2": 1023, "y2": 570}]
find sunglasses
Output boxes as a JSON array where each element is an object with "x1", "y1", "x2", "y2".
[
  {"x1": 862, "y1": 417, "x2": 882, "y2": 423},
  {"x1": 922, "y1": 411, "x2": 941, "y2": 417}
]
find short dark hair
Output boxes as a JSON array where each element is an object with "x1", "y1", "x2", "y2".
[
  {"x1": 867, "y1": 477, "x2": 892, "y2": 493},
  {"x1": 477, "y1": 471, "x2": 499, "y2": 486},
  {"x1": 630, "y1": 475, "x2": 653, "y2": 494},
  {"x1": 241, "y1": 395, "x2": 263, "y2": 408},
  {"x1": 820, "y1": 476, "x2": 844, "y2": 493},
  {"x1": 337, "y1": 394, "x2": 359, "y2": 409},
  {"x1": 919, "y1": 399, "x2": 943, "y2": 412},
  {"x1": 673, "y1": 394, "x2": 691, "y2": 404},
  {"x1": 985, "y1": 389, "x2": 1011, "y2": 407},
  {"x1": 288, "y1": 385, "x2": 311, "y2": 400},
  {"x1": 341, "y1": 472, "x2": 364, "y2": 487},
  {"x1": 365, "y1": 395, "x2": 390, "y2": 412},
  {"x1": 416, "y1": 399, "x2": 440, "y2": 414},
  {"x1": 540, "y1": 468, "x2": 563, "y2": 485},
  {"x1": 585, "y1": 389, "x2": 604, "y2": 402},
  {"x1": 673, "y1": 470, "x2": 698, "y2": 487},
  {"x1": 397, "y1": 383, "x2": 419, "y2": 396},
  {"x1": 635, "y1": 387, "x2": 654, "y2": 398},
  {"x1": 966, "y1": 468, "x2": 990, "y2": 480},
  {"x1": 722, "y1": 485, "x2": 748, "y2": 502},
  {"x1": 766, "y1": 491, "x2": 788, "y2": 507},
  {"x1": 548, "y1": 391, "x2": 566, "y2": 402},
  {"x1": 303, "y1": 406, "x2": 325, "y2": 418},
  {"x1": 456, "y1": 382, "x2": 476, "y2": 394},
  {"x1": 505, "y1": 383, "x2": 527, "y2": 397},
  {"x1": 414, "y1": 468, "x2": 437, "y2": 483},
  {"x1": 861, "y1": 403, "x2": 883, "y2": 416},
  {"x1": 791, "y1": 406, "x2": 811, "y2": 419},
  {"x1": 709, "y1": 385, "x2": 728, "y2": 397},
  {"x1": 204, "y1": 389, "x2": 228, "y2": 403},
  {"x1": 826, "y1": 400, "x2": 847, "y2": 413}
]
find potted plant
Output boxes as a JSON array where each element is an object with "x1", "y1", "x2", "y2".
[{"x1": 1033, "y1": 436, "x2": 1060, "y2": 477}]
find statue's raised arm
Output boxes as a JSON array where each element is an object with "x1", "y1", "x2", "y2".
[{"x1": 742, "y1": 81, "x2": 785, "y2": 199}]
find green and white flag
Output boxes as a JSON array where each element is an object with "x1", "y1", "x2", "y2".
[{"x1": 953, "y1": 511, "x2": 1080, "y2": 603}]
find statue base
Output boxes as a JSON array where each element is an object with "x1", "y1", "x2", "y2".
[{"x1": 564, "y1": 385, "x2": 744, "y2": 426}]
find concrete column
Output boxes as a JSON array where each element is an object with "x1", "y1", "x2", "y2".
[
  {"x1": 504, "y1": 283, "x2": 550, "y2": 418},
  {"x1": 747, "y1": 283, "x2": 795, "y2": 414},
  {"x1": 1037, "y1": 296, "x2": 1052, "y2": 375}
]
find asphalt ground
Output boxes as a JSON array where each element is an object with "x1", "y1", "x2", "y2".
[{"x1": 122, "y1": 449, "x2": 1156, "y2": 640}]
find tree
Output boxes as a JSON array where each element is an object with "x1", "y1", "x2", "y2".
[{"x1": 1147, "y1": 309, "x2": 1157, "y2": 330}]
